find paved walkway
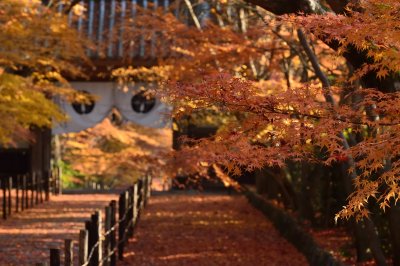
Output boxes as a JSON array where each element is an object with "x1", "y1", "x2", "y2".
[
  {"x1": 0, "y1": 193, "x2": 118, "y2": 266},
  {"x1": 122, "y1": 193, "x2": 307, "y2": 266},
  {"x1": 0, "y1": 192, "x2": 307, "y2": 266}
]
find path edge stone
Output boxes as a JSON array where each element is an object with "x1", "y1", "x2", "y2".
[{"x1": 243, "y1": 186, "x2": 347, "y2": 266}]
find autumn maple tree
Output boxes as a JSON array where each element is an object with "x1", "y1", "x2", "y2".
[
  {"x1": 105, "y1": 0, "x2": 400, "y2": 264},
  {"x1": 0, "y1": 0, "x2": 87, "y2": 145}
]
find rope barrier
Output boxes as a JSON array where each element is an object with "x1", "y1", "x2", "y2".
[
  {"x1": 82, "y1": 216, "x2": 137, "y2": 266},
  {"x1": 82, "y1": 202, "x2": 136, "y2": 266},
  {"x1": 80, "y1": 179, "x2": 148, "y2": 266}
]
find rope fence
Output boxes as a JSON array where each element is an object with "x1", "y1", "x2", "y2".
[
  {"x1": 41, "y1": 175, "x2": 151, "y2": 266},
  {"x1": 0, "y1": 168, "x2": 62, "y2": 220}
]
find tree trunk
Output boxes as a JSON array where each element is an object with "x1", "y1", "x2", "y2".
[
  {"x1": 389, "y1": 205, "x2": 400, "y2": 266},
  {"x1": 338, "y1": 164, "x2": 387, "y2": 265},
  {"x1": 298, "y1": 163, "x2": 314, "y2": 222}
]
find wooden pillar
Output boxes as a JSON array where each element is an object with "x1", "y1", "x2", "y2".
[
  {"x1": 133, "y1": 183, "x2": 138, "y2": 224},
  {"x1": 44, "y1": 170, "x2": 50, "y2": 201},
  {"x1": 7, "y1": 176, "x2": 12, "y2": 216},
  {"x1": 118, "y1": 192, "x2": 126, "y2": 260},
  {"x1": 128, "y1": 187, "x2": 133, "y2": 237},
  {"x1": 2, "y1": 178, "x2": 6, "y2": 219},
  {"x1": 104, "y1": 206, "x2": 111, "y2": 266},
  {"x1": 64, "y1": 239, "x2": 73, "y2": 266},
  {"x1": 35, "y1": 172, "x2": 40, "y2": 205},
  {"x1": 30, "y1": 172, "x2": 35, "y2": 207},
  {"x1": 110, "y1": 200, "x2": 117, "y2": 266},
  {"x1": 50, "y1": 248, "x2": 61, "y2": 266},
  {"x1": 15, "y1": 175, "x2": 20, "y2": 213},
  {"x1": 85, "y1": 220, "x2": 94, "y2": 266},
  {"x1": 79, "y1": 229, "x2": 89, "y2": 266},
  {"x1": 21, "y1": 175, "x2": 25, "y2": 211},
  {"x1": 90, "y1": 211, "x2": 102, "y2": 265}
]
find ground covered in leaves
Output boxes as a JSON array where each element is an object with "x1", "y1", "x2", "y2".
[
  {"x1": 0, "y1": 193, "x2": 118, "y2": 265},
  {"x1": 122, "y1": 192, "x2": 307, "y2": 265}
]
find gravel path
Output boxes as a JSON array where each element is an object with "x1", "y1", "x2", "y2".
[
  {"x1": 122, "y1": 193, "x2": 307, "y2": 266},
  {"x1": 0, "y1": 193, "x2": 118, "y2": 266}
]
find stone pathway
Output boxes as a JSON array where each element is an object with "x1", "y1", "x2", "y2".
[{"x1": 122, "y1": 193, "x2": 307, "y2": 266}]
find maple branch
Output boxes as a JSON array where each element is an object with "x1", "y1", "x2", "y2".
[
  {"x1": 183, "y1": 0, "x2": 202, "y2": 30},
  {"x1": 297, "y1": 29, "x2": 335, "y2": 104},
  {"x1": 218, "y1": 101, "x2": 400, "y2": 127},
  {"x1": 242, "y1": 0, "x2": 328, "y2": 15},
  {"x1": 247, "y1": 8, "x2": 314, "y2": 75}
]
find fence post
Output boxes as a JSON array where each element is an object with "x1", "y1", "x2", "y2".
[
  {"x1": 91, "y1": 211, "x2": 102, "y2": 265},
  {"x1": 79, "y1": 229, "x2": 88, "y2": 266},
  {"x1": 143, "y1": 176, "x2": 148, "y2": 207},
  {"x1": 118, "y1": 192, "x2": 126, "y2": 260},
  {"x1": 35, "y1": 172, "x2": 40, "y2": 204},
  {"x1": 104, "y1": 206, "x2": 111, "y2": 266},
  {"x1": 137, "y1": 179, "x2": 143, "y2": 220},
  {"x1": 21, "y1": 175, "x2": 25, "y2": 211},
  {"x1": 44, "y1": 170, "x2": 50, "y2": 201},
  {"x1": 65, "y1": 239, "x2": 73, "y2": 266},
  {"x1": 110, "y1": 200, "x2": 117, "y2": 266},
  {"x1": 85, "y1": 220, "x2": 93, "y2": 266},
  {"x1": 23, "y1": 175, "x2": 27, "y2": 210},
  {"x1": 30, "y1": 172, "x2": 35, "y2": 207},
  {"x1": 39, "y1": 172, "x2": 44, "y2": 203},
  {"x1": 50, "y1": 248, "x2": 61, "y2": 266},
  {"x1": 146, "y1": 176, "x2": 152, "y2": 201},
  {"x1": 128, "y1": 187, "x2": 133, "y2": 237},
  {"x1": 2, "y1": 178, "x2": 6, "y2": 219},
  {"x1": 133, "y1": 183, "x2": 138, "y2": 225},
  {"x1": 7, "y1": 176, "x2": 12, "y2": 216},
  {"x1": 16, "y1": 175, "x2": 19, "y2": 213}
]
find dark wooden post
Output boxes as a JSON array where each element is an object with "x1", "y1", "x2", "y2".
[
  {"x1": 146, "y1": 176, "x2": 152, "y2": 202},
  {"x1": 133, "y1": 183, "x2": 138, "y2": 225},
  {"x1": 143, "y1": 176, "x2": 148, "y2": 207},
  {"x1": 104, "y1": 206, "x2": 111, "y2": 266},
  {"x1": 90, "y1": 211, "x2": 102, "y2": 266},
  {"x1": 50, "y1": 248, "x2": 61, "y2": 266},
  {"x1": 35, "y1": 172, "x2": 40, "y2": 205},
  {"x1": 15, "y1": 175, "x2": 19, "y2": 213},
  {"x1": 22, "y1": 175, "x2": 27, "y2": 210},
  {"x1": 64, "y1": 239, "x2": 73, "y2": 266},
  {"x1": 39, "y1": 172, "x2": 43, "y2": 203},
  {"x1": 110, "y1": 200, "x2": 117, "y2": 266},
  {"x1": 85, "y1": 220, "x2": 94, "y2": 266},
  {"x1": 128, "y1": 187, "x2": 133, "y2": 237},
  {"x1": 7, "y1": 176, "x2": 12, "y2": 216},
  {"x1": 137, "y1": 179, "x2": 143, "y2": 220},
  {"x1": 21, "y1": 175, "x2": 25, "y2": 211},
  {"x1": 30, "y1": 172, "x2": 35, "y2": 207},
  {"x1": 44, "y1": 170, "x2": 50, "y2": 201},
  {"x1": 79, "y1": 229, "x2": 88, "y2": 266},
  {"x1": 118, "y1": 192, "x2": 126, "y2": 260},
  {"x1": 26, "y1": 174, "x2": 30, "y2": 209},
  {"x1": 2, "y1": 178, "x2": 6, "y2": 219}
]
